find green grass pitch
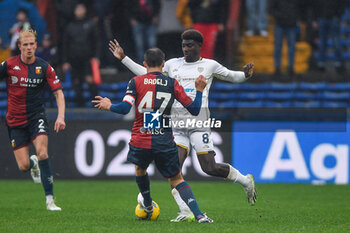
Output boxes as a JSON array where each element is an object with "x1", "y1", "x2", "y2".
[{"x1": 0, "y1": 180, "x2": 349, "y2": 233}]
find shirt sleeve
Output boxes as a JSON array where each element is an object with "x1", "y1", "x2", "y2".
[
  {"x1": 122, "y1": 78, "x2": 137, "y2": 106},
  {"x1": 186, "y1": 90, "x2": 202, "y2": 116},
  {"x1": 162, "y1": 60, "x2": 170, "y2": 75},
  {"x1": 121, "y1": 56, "x2": 147, "y2": 76},
  {"x1": 110, "y1": 78, "x2": 137, "y2": 115},
  {"x1": 46, "y1": 64, "x2": 62, "y2": 91},
  {"x1": 110, "y1": 101, "x2": 132, "y2": 115},
  {"x1": 174, "y1": 79, "x2": 193, "y2": 107},
  {"x1": 0, "y1": 61, "x2": 7, "y2": 80},
  {"x1": 212, "y1": 60, "x2": 248, "y2": 83}
]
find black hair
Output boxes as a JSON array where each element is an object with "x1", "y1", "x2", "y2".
[
  {"x1": 181, "y1": 29, "x2": 203, "y2": 44},
  {"x1": 76, "y1": 2, "x2": 87, "y2": 8},
  {"x1": 144, "y1": 48, "x2": 165, "y2": 67},
  {"x1": 17, "y1": 8, "x2": 28, "y2": 17}
]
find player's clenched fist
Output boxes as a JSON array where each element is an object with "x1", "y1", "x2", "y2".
[
  {"x1": 243, "y1": 62, "x2": 254, "y2": 78},
  {"x1": 195, "y1": 75, "x2": 207, "y2": 92}
]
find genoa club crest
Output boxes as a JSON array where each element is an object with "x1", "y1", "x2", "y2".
[{"x1": 35, "y1": 66, "x2": 42, "y2": 74}]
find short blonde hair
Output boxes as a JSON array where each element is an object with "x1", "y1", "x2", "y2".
[{"x1": 18, "y1": 29, "x2": 37, "y2": 44}]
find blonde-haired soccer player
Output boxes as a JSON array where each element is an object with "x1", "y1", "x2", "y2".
[{"x1": 0, "y1": 29, "x2": 65, "y2": 211}]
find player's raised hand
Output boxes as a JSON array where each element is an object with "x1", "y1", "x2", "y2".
[
  {"x1": 195, "y1": 75, "x2": 207, "y2": 92},
  {"x1": 92, "y1": 96, "x2": 112, "y2": 111},
  {"x1": 243, "y1": 62, "x2": 254, "y2": 78},
  {"x1": 109, "y1": 39, "x2": 125, "y2": 60},
  {"x1": 54, "y1": 116, "x2": 66, "y2": 133}
]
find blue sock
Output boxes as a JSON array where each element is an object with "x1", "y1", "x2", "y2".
[
  {"x1": 176, "y1": 181, "x2": 203, "y2": 219},
  {"x1": 136, "y1": 173, "x2": 152, "y2": 207},
  {"x1": 38, "y1": 159, "x2": 53, "y2": 196},
  {"x1": 29, "y1": 158, "x2": 34, "y2": 169}
]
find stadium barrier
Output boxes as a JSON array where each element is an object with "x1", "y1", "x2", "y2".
[
  {"x1": 1, "y1": 118, "x2": 349, "y2": 184},
  {"x1": 0, "y1": 119, "x2": 231, "y2": 181},
  {"x1": 232, "y1": 121, "x2": 350, "y2": 184}
]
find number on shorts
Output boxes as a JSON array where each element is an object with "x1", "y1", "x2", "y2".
[
  {"x1": 202, "y1": 133, "x2": 209, "y2": 143},
  {"x1": 38, "y1": 119, "x2": 45, "y2": 129}
]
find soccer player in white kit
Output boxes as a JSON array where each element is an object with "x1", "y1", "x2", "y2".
[{"x1": 109, "y1": 29, "x2": 257, "y2": 222}]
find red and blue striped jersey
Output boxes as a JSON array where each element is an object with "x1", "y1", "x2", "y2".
[
  {"x1": 124, "y1": 72, "x2": 193, "y2": 149},
  {"x1": 0, "y1": 56, "x2": 62, "y2": 126}
]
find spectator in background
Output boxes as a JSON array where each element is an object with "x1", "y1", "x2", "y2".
[
  {"x1": 36, "y1": 32, "x2": 59, "y2": 107},
  {"x1": 62, "y1": 3, "x2": 100, "y2": 107},
  {"x1": 270, "y1": 0, "x2": 302, "y2": 77},
  {"x1": 93, "y1": 0, "x2": 115, "y2": 68},
  {"x1": 36, "y1": 0, "x2": 58, "y2": 44},
  {"x1": 298, "y1": 0, "x2": 318, "y2": 71},
  {"x1": 176, "y1": 0, "x2": 193, "y2": 29},
  {"x1": 107, "y1": 0, "x2": 134, "y2": 72},
  {"x1": 188, "y1": 0, "x2": 226, "y2": 59},
  {"x1": 0, "y1": 0, "x2": 45, "y2": 50},
  {"x1": 315, "y1": 0, "x2": 347, "y2": 74},
  {"x1": 36, "y1": 33, "x2": 58, "y2": 67},
  {"x1": 158, "y1": 0, "x2": 184, "y2": 59},
  {"x1": 54, "y1": 0, "x2": 78, "y2": 64},
  {"x1": 245, "y1": 0, "x2": 268, "y2": 37},
  {"x1": 127, "y1": 0, "x2": 161, "y2": 64},
  {"x1": 9, "y1": 8, "x2": 32, "y2": 56}
]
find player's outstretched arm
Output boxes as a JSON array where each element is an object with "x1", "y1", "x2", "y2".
[
  {"x1": 180, "y1": 75, "x2": 207, "y2": 116},
  {"x1": 92, "y1": 96, "x2": 113, "y2": 110},
  {"x1": 92, "y1": 96, "x2": 132, "y2": 115},
  {"x1": 214, "y1": 61, "x2": 254, "y2": 83},
  {"x1": 53, "y1": 89, "x2": 66, "y2": 133},
  {"x1": 108, "y1": 39, "x2": 147, "y2": 76}
]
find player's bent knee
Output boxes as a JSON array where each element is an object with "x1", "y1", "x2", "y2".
[
  {"x1": 200, "y1": 163, "x2": 219, "y2": 176},
  {"x1": 18, "y1": 163, "x2": 30, "y2": 172},
  {"x1": 37, "y1": 153, "x2": 48, "y2": 160},
  {"x1": 135, "y1": 165, "x2": 147, "y2": 176},
  {"x1": 177, "y1": 146, "x2": 187, "y2": 157},
  {"x1": 168, "y1": 172, "x2": 184, "y2": 188},
  {"x1": 201, "y1": 166, "x2": 216, "y2": 176}
]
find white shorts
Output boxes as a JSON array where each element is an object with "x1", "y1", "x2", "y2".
[{"x1": 173, "y1": 129, "x2": 215, "y2": 155}]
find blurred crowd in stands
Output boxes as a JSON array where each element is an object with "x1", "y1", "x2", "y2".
[
  {"x1": 1, "y1": 0, "x2": 349, "y2": 73},
  {"x1": 1, "y1": 0, "x2": 350, "y2": 108}
]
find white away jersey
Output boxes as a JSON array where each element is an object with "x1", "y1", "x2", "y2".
[{"x1": 163, "y1": 57, "x2": 245, "y2": 121}]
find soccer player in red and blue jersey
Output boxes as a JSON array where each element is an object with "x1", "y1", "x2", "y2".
[
  {"x1": 93, "y1": 48, "x2": 213, "y2": 223},
  {"x1": 0, "y1": 29, "x2": 65, "y2": 211}
]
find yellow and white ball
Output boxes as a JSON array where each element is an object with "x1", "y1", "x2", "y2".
[{"x1": 135, "y1": 193, "x2": 160, "y2": 220}]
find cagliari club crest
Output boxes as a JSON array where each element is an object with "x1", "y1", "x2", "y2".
[{"x1": 197, "y1": 67, "x2": 204, "y2": 73}]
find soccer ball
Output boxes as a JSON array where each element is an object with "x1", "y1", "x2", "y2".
[
  {"x1": 135, "y1": 193, "x2": 160, "y2": 220},
  {"x1": 135, "y1": 201, "x2": 160, "y2": 220}
]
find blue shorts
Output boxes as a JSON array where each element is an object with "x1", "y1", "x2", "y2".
[
  {"x1": 127, "y1": 144, "x2": 180, "y2": 178},
  {"x1": 7, "y1": 117, "x2": 49, "y2": 150}
]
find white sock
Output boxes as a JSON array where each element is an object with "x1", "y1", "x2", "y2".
[
  {"x1": 226, "y1": 164, "x2": 250, "y2": 187},
  {"x1": 46, "y1": 195, "x2": 53, "y2": 204},
  {"x1": 171, "y1": 188, "x2": 192, "y2": 214}
]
